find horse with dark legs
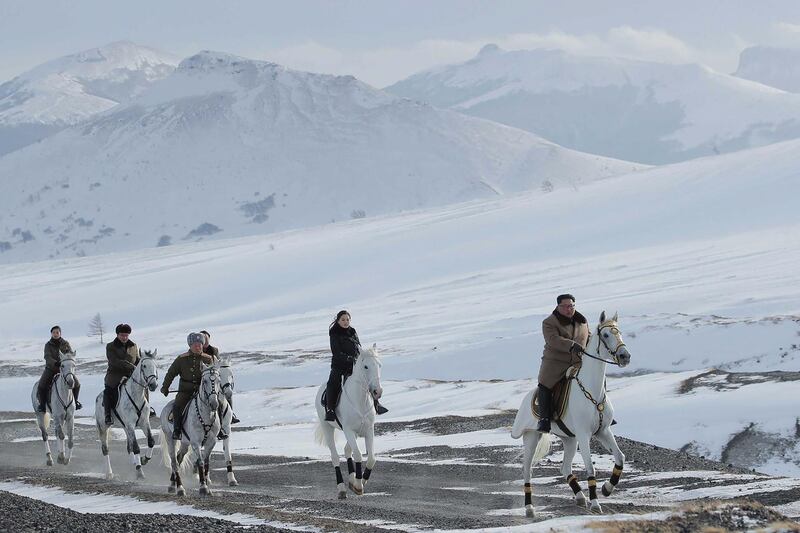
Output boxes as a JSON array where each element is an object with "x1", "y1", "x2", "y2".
[
  {"x1": 314, "y1": 344, "x2": 383, "y2": 499},
  {"x1": 511, "y1": 312, "x2": 632, "y2": 516},
  {"x1": 160, "y1": 364, "x2": 221, "y2": 497},
  {"x1": 31, "y1": 351, "x2": 78, "y2": 466},
  {"x1": 94, "y1": 350, "x2": 159, "y2": 480}
]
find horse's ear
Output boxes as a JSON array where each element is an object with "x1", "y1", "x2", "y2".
[
  {"x1": 152, "y1": 348, "x2": 158, "y2": 358},
  {"x1": 612, "y1": 311, "x2": 618, "y2": 322},
  {"x1": 599, "y1": 311, "x2": 606, "y2": 323},
  {"x1": 372, "y1": 343, "x2": 377, "y2": 350}
]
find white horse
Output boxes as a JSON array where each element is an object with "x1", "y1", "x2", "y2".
[
  {"x1": 314, "y1": 344, "x2": 383, "y2": 499},
  {"x1": 511, "y1": 312, "x2": 631, "y2": 516},
  {"x1": 160, "y1": 364, "x2": 221, "y2": 496},
  {"x1": 31, "y1": 351, "x2": 78, "y2": 466},
  {"x1": 94, "y1": 349, "x2": 159, "y2": 480},
  {"x1": 214, "y1": 355, "x2": 238, "y2": 487}
]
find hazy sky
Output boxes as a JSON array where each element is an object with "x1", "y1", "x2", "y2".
[{"x1": 4, "y1": 0, "x2": 800, "y2": 87}]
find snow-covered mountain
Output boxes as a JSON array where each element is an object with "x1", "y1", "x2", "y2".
[
  {"x1": 735, "y1": 45, "x2": 800, "y2": 93},
  {"x1": 0, "y1": 41, "x2": 178, "y2": 156},
  {"x1": 0, "y1": 50, "x2": 641, "y2": 263},
  {"x1": 387, "y1": 45, "x2": 800, "y2": 165}
]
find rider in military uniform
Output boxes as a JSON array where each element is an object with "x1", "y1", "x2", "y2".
[
  {"x1": 104, "y1": 323, "x2": 138, "y2": 425},
  {"x1": 160, "y1": 332, "x2": 214, "y2": 439},
  {"x1": 37, "y1": 326, "x2": 82, "y2": 412}
]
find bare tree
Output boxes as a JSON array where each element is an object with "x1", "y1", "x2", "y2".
[{"x1": 88, "y1": 313, "x2": 105, "y2": 344}]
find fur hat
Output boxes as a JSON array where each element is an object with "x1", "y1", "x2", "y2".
[
  {"x1": 187, "y1": 332, "x2": 205, "y2": 346},
  {"x1": 115, "y1": 323, "x2": 132, "y2": 334}
]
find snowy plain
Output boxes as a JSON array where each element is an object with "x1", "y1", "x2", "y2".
[{"x1": 1, "y1": 135, "x2": 799, "y2": 483}]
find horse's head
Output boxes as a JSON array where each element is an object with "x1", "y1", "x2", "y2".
[
  {"x1": 356, "y1": 343, "x2": 383, "y2": 402},
  {"x1": 58, "y1": 351, "x2": 77, "y2": 389},
  {"x1": 201, "y1": 364, "x2": 220, "y2": 411},
  {"x1": 597, "y1": 311, "x2": 631, "y2": 367},
  {"x1": 218, "y1": 355, "x2": 234, "y2": 401},
  {"x1": 139, "y1": 349, "x2": 159, "y2": 392}
]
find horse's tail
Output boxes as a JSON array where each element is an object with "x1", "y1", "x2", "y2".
[
  {"x1": 179, "y1": 446, "x2": 195, "y2": 477},
  {"x1": 314, "y1": 420, "x2": 334, "y2": 448},
  {"x1": 533, "y1": 432, "x2": 552, "y2": 463},
  {"x1": 511, "y1": 390, "x2": 535, "y2": 439},
  {"x1": 159, "y1": 426, "x2": 172, "y2": 469}
]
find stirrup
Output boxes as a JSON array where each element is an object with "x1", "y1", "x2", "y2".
[
  {"x1": 324, "y1": 409, "x2": 336, "y2": 421},
  {"x1": 374, "y1": 402, "x2": 388, "y2": 415},
  {"x1": 75, "y1": 401, "x2": 82, "y2": 410},
  {"x1": 231, "y1": 414, "x2": 240, "y2": 424}
]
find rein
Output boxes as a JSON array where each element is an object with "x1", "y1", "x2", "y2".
[
  {"x1": 125, "y1": 360, "x2": 156, "y2": 421},
  {"x1": 54, "y1": 369, "x2": 75, "y2": 411}
]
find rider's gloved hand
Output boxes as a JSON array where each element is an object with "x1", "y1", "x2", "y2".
[
  {"x1": 160, "y1": 386, "x2": 169, "y2": 397},
  {"x1": 570, "y1": 343, "x2": 584, "y2": 355}
]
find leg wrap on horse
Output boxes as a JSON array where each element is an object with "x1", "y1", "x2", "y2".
[
  {"x1": 355, "y1": 462, "x2": 362, "y2": 480},
  {"x1": 610, "y1": 463, "x2": 623, "y2": 486},
  {"x1": 588, "y1": 477, "x2": 597, "y2": 500},
  {"x1": 363, "y1": 467, "x2": 372, "y2": 481},
  {"x1": 226, "y1": 462, "x2": 233, "y2": 473},
  {"x1": 567, "y1": 474, "x2": 582, "y2": 494},
  {"x1": 524, "y1": 483, "x2": 532, "y2": 506},
  {"x1": 346, "y1": 458, "x2": 355, "y2": 475},
  {"x1": 335, "y1": 466, "x2": 344, "y2": 484}
]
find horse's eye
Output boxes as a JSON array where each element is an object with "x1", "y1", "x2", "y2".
[
  {"x1": 364, "y1": 365, "x2": 368, "y2": 369},
  {"x1": 603, "y1": 333, "x2": 609, "y2": 337}
]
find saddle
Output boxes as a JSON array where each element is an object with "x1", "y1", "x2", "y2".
[
  {"x1": 166, "y1": 398, "x2": 194, "y2": 423},
  {"x1": 531, "y1": 364, "x2": 580, "y2": 422}
]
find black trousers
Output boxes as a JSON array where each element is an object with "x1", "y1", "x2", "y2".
[{"x1": 326, "y1": 367, "x2": 347, "y2": 410}]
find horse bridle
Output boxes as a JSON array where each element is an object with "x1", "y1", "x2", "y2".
[
  {"x1": 194, "y1": 367, "x2": 220, "y2": 445},
  {"x1": 219, "y1": 364, "x2": 234, "y2": 394},
  {"x1": 579, "y1": 323, "x2": 627, "y2": 366},
  {"x1": 130, "y1": 358, "x2": 158, "y2": 388},
  {"x1": 54, "y1": 359, "x2": 76, "y2": 410}
]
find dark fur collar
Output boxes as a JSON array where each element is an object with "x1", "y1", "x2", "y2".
[{"x1": 329, "y1": 324, "x2": 357, "y2": 337}]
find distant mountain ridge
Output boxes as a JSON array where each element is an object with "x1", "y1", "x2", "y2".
[{"x1": 387, "y1": 45, "x2": 800, "y2": 164}]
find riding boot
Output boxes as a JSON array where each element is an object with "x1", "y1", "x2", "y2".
[
  {"x1": 536, "y1": 384, "x2": 553, "y2": 433},
  {"x1": 228, "y1": 397, "x2": 240, "y2": 423},
  {"x1": 325, "y1": 378, "x2": 340, "y2": 421},
  {"x1": 374, "y1": 398, "x2": 388, "y2": 415},
  {"x1": 103, "y1": 387, "x2": 114, "y2": 425},
  {"x1": 36, "y1": 386, "x2": 48, "y2": 413},
  {"x1": 173, "y1": 416, "x2": 182, "y2": 440},
  {"x1": 73, "y1": 381, "x2": 82, "y2": 410}
]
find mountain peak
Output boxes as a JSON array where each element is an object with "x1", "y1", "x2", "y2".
[{"x1": 477, "y1": 43, "x2": 502, "y2": 57}]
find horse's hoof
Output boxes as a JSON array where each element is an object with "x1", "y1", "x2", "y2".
[
  {"x1": 176, "y1": 487, "x2": 185, "y2": 497},
  {"x1": 167, "y1": 486, "x2": 176, "y2": 494},
  {"x1": 575, "y1": 493, "x2": 587, "y2": 508},
  {"x1": 136, "y1": 469, "x2": 145, "y2": 480},
  {"x1": 140, "y1": 456, "x2": 150, "y2": 466},
  {"x1": 63, "y1": 457, "x2": 70, "y2": 465},
  {"x1": 46, "y1": 458, "x2": 53, "y2": 466},
  {"x1": 199, "y1": 486, "x2": 208, "y2": 496},
  {"x1": 590, "y1": 501, "x2": 603, "y2": 514},
  {"x1": 104, "y1": 473, "x2": 114, "y2": 480},
  {"x1": 229, "y1": 480, "x2": 239, "y2": 487},
  {"x1": 525, "y1": 504, "x2": 535, "y2": 518},
  {"x1": 57, "y1": 454, "x2": 65, "y2": 464},
  {"x1": 348, "y1": 481, "x2": 364, "y2": 496},
  {"x1": 338, "y1": 491, "x2": 347, "y2": 500},
  {"x1": 602, "y1": 482, "x2": 614, "y2": 497}
]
